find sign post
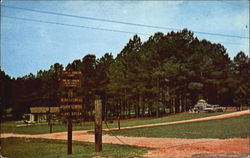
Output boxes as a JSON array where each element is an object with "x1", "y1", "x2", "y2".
[
  {"x1": 67, "y1": 88, "x2": 73, "y2": 155},
  {"x1": 60, "y1": 71, "x2": 82, "y2": 155},
  {"x1": 68, "y1": 110, "x2": 72, "y2": 154},
  {"x1": 95, "y1": 98, "x2": 102, "y2": 152}
]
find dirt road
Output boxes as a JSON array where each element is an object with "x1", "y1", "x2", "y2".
[
  {"x1": 1, "y1": 110, "x2": 249, "y2": 158},
  {"x1": 104, "y1": 109, "x2": 250, "y2": 131},
  {"x1": 2, "y1": 131, "x2": 249, "y2": 158}
]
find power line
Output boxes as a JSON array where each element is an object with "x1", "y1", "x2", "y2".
[
  {"x1": 219, "y1": 41, "x2": 248, "y2": 46},
  {"x1": 3, "y1": 15, "x2": 248, "y2": 47},
  {"x1": 1, "y1": 4, "x2": 249, "y2": 39},
  {"x1": 2, "y1": 15, "x2": 150, "y2": 36},
  {"x1": 219, "y1": 1, "x2": 250, "y2": 8}
]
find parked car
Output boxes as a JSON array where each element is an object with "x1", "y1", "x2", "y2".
[
  {"x1": 203, "y1": 105, "x2": 214, "y2": 112},
  {"x1": 204, "y1": 105, "x2": 226, "y2": 112},
  {"x1": 212, "y1": 105, "x2": 226, "y2": 112}
]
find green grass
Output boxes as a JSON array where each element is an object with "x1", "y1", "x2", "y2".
[
  {"x1": 1, "y1": 121, "x2": 94, "y2": 134},
  {"x1": 105, "y1": 112, "x2": 231, "y2": 129},
  {"x1": 1, "y1": 112, "x2": 233, "y2": 135},
  {"x1": 0, "y1": 137, "x2": 148, "y2": 158},
  {"x1": 105, "y1": 115, "x2": 250, "y2": 139}
]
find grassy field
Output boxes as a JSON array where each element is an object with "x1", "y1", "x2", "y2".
[
  {"x1": 1, "y1": 121, "x2": 94, "y2": 134},
  {"x1": 1, "y1": 112, "x2": 248, "y2": 158},
  {"x1": 1, "y1": 112, "x2": 232, "y2": 134},
  {"x1": 105, "y1": 115, "x2": 250, "y2": 139},
  {"x1": 0, "y1": 137, "x2": 148, "y2": 158},
  {"x1": 105, "y1": 112, "x2": 231, "y2": 129}
]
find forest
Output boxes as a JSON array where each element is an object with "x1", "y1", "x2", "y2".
[{"x1": 1, "y1": 29, "x2": 249, "y2": 120}]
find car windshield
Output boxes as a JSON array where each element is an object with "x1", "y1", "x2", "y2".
[{"x1": 206, "y1": 106, "x2": 212, "y2": 108}]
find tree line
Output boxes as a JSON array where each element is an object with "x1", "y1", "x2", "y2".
[{"x1": 1, "y1": 29, "x2": 249, "y2": 120}]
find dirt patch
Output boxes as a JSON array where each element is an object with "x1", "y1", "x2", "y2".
[
  {"x1": 2, "y1": 132, "x2": 249, "y2": 158},
  {"x1": 139, "y1": 138, "x2": 249, "y2": 158}
]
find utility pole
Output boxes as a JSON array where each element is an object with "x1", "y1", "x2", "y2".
[{"x1": 95, "y1": 98, "x2": 102, "y2": 152}]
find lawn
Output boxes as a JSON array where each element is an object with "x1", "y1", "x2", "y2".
[
  {"x1": 105, "y1": 112, "x2": 231, "y2": 129},
  {"x1": 1, "y1": 121, "x2": 94, "y2": 134},
  {"x1": 1, "y1": 112, "x2": 232, "y2": 135},
  {"x1": 0, "y1": 137, "x2": 148, "y2": 158},
  {"x1": 105, "y1": 115, "x2": 250, "y2": 139}
]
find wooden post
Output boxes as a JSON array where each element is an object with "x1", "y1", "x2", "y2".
[
  {"x1": 95, "y1": 99, "x2": 102, "y2": 152},
  {"x1": 49, "y1": 108, "x2": 52, "y2": 133},
  {"x1": 47, "y1": 112, "x2": 53, "y2": 133},
  {"x1": 67, "y1": 88, "x2": 73, "y2": 155},
  {"x1": 50, "y1": 122, "x2": 52, "y2": 133},
  {"x1": 118, "y1": 116, "x2": 120, "y2": 130},
  {"x1": 67, "y1": 116, "x2": 72, "y2": 154}
]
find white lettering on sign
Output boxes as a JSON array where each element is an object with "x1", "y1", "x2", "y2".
[
  {"x1": 60, "y1": 104, "x2": 83, "y2": 110},
  {"x1": 61, "y1": 71, "x2": 82, "y2": 78},
  {"x1": 61, "y1": 79, "x2": 81, "y2": 88},
  {"x1": 60, "y1": 98, "x2": 83, "y2": 103}
]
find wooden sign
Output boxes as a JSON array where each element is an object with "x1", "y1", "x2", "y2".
[
  {"x1": 61, "y1": 79, "x2": 81, "y2": 88},
  {"x1": 60, "y1": 111, "x2": 83, "y2": 117},
  {"x1": 60, "y1": 104, "x2": 83, "y2": 110},
  {"x1": 60, "y1": 71, "x2": 82, "y2": 88},
  {"x1": 59, "y1": 104, "x2": 83, "y2": 117},
  {"x1": 61, "y1": 71, "x2": 82, "y2": 78},
  {"x1": 60, "y1": 98, "x2": 83, "y2": 103}
]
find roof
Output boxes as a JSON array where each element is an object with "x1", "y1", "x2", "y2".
[
  {"x1": 198, "y1": 99, "x2": 207, "y2": 103},
  {"x1": 30, "y1": 107, "x2": 59, "y2": 114},
  {"x1": 194, "y1": 102, "x2": 209, "y2": 108}
]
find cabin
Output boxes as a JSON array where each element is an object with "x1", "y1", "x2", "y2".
[{"x1": 24, "y1": 107, "x2": 59, "y2": 123}]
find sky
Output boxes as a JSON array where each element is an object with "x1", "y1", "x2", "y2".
[{"x1": 1, "y1": 1, "x2": 249, "y2": 78}]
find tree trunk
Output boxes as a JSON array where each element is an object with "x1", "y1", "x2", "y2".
[
  {"x1": 135, "y1": 102, "x2": 139, "y2": 118},
  {"x1": 179, "y1": 95, "x2": 182, "y2": 112},
  {"x1": 172, "y1": 98, "x2": 175, "y2": 114},
  {"x1": 138, "y1": 93, "x2": 143, "y2": 117},
  {"x1": 184, "y1": 95, "x2": 187, "y2": 111},
  {"x1": 156, "y1": 101, "x2": 159, "y2": 117},
  {"x1": 175, "y1": 96, "x2": 179, "y2": 113},
  {"x1": 128, "y1": 100, "x2": 131, "y2": 118},
  {"x1": 156, "y1": 76, "x2": 160, "y2": 117},
  {"x1": 142, "y1": 100, "x2": 145, "y2": 117}
]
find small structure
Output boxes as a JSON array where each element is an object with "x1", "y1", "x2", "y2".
[
  {"x1": 193, "y1": 99, "x2": 209, "y2": 112},
  {"x1": 191, "y1": 99, "x2": 226, "y2": 113},
  {"x1": 26, "y1": 107, "x2": 59, "y2": 123}
]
